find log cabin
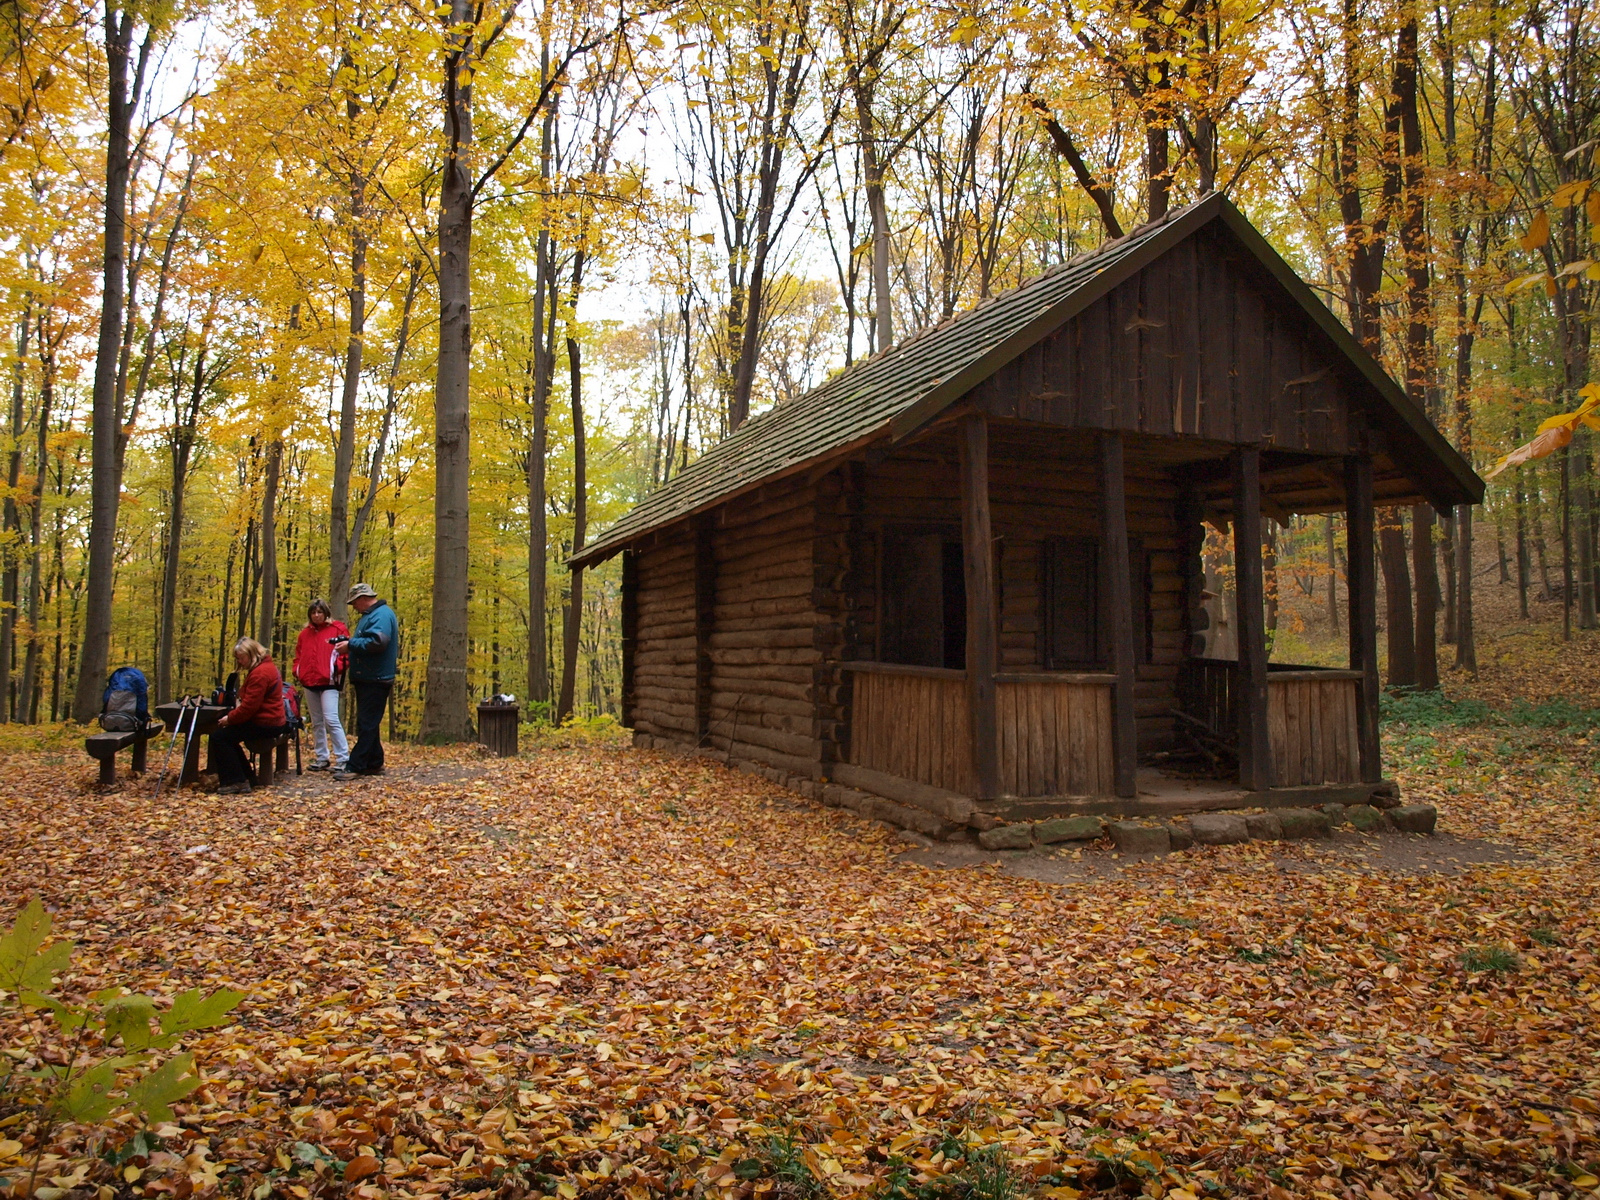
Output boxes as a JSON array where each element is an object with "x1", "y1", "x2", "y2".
[{"x1": 573, "y1": 194, "x2": 1484, "y2": 835}]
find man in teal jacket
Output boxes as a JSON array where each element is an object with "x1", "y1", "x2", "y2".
[{"x1": 334, "y1": 583, "x2": 400, "y2": 779}]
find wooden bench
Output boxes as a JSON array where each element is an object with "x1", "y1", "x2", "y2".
[
  {"x1": 244, "y1": 731, "x2": 300, "y2": 786},
  {"x1": 85, "y1": 723, "x2": 165, "y2": 786}
]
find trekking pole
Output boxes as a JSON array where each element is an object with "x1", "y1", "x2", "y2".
[
  {"x1": 177, "y1": 696, "x2": 204, "y2": 789},
  {"x1": 153, "y1": 698, "x2": 192, "y2": 800}
]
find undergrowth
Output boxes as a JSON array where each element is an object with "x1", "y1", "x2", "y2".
[{"x1": 1381, "y1": 690, "x2": 1600, "y2": 731}]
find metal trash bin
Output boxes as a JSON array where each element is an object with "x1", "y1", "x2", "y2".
[{"x1": 476, "y1": 703, "x2": 519, "y2": 757}]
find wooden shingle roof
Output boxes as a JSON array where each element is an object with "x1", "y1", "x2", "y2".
[{"x1": 575, "y1": 193, "x2": 1481, "y2": 568}]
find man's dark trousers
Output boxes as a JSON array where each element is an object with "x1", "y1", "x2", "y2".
[{"x1": 346, "y1": 680, "x2": 392, "y2": 774}]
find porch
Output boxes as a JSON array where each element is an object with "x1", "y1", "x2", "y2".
[
  {"x1": 838, "y1": 658, "x2": 1365, "y2": 807},
  {"x1": 828, "y1": 417, "x2": 1388, "y2": 816}
]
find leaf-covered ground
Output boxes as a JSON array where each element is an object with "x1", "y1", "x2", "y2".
[{"x1": 2, "y1": 620, "x2": 1598, "y2": 1200}]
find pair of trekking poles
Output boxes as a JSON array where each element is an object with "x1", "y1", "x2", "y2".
[{"x1": 153, "y1": 695, "x2": 206, "y2": 799}]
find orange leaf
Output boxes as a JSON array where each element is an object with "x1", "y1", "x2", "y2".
[
  {"x1": 1521, "y1": 209, "x2": 1550, "y2": 251},
  {"x1": 344, "y1": 1157, "x2": 381, "y2": 1183}
]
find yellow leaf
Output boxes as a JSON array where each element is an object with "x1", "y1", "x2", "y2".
[
  {"x1": 1521, "y1": 209, "x2": 1550, "y2": 251},
  {"x1": 0, "y1": 1142, "x2": 22, "y2": 1160},
  {"x1": 615, "y1": 176, "x2": 641, "y2": 199},
  {"x1": 457, "y1": 1147, "x2": 475, "y2": 1171},
  {"x1": 1552, "y1": 179, "x2": 1589, "y2": 207},
  {"x1": 1214, "y1": 1088, "x2": 1242, "y2": 1104},
  {"x1": 1360, "y1": 1145, "x2": 1392, "y2": 1160},
  {"x1": 1043, "y1": 1188, "x2": 1083, "y2": 1200},
  {"x1": 1570, "y1": 1174, "x2": 1598, "y2": 1187}
]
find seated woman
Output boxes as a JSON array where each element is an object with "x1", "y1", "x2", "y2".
[{"x1": 211, "y1": 638, "x2": 289, "y2": 795}]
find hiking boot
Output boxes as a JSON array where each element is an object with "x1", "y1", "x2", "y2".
[
  {"x1": 331, "y1": 770, "x2": 358, "y2": 781},
  {"x1": 217, "y1": 782, "x2": 252, "y2": 795},
  {"x1": 307, "y1": 760, "x2": 330, "y2": 772}
]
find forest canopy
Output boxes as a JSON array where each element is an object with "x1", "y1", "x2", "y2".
[{"x1": 0, "y1": 0, "x2": 1595, "y2": 735}]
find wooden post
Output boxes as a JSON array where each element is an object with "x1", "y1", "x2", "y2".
[
  {"x1": 1100, "y1": 432, "x2": 1139, "y2": 798},
  {"x1": 959, "y1": 414, "x2": 999, "y2": 799},
  {"x1": 1344, "y1": 454, "x2": 1382, "y2": 782},
  {"x1": 694, "y1": 518, "x2": 716, "y2": 748},
  {"x1": 1233, "y1": 447, "x2": 1272, "y2": 790},
  {"x1": 620, "y1": 549, "x2": 638, "y2": 728}
]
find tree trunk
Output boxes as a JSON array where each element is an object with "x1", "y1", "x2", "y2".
[
  {"x1": 1411, "y1": 505, "x2": 1438, "y2": 689},
  {"x1": 257, "y1": 437, "x2": 281, "y2": 647},
  {"x1": 1379, "y1": 507, "x2": 1417, "y2": 687},
  {"x1": 1454, "y1": 503, "x2": 1477, "y2": 671},
  {"x1": 557, "y1": 338, "x2": 586, "y2": 723},
  {"x1": 1575, "y1": 429, "x2": 1597, "y2": 629},
  {"x1": 1, "y1": 304, "x2": 29, "y2": 720},
  {"x1": 1325, "y1": 514, "x2": 1339, "y2": 634},
  {"x1": 74, "y1": 11, "x2": 148, "y2": 722},
  {"x1": 420, "y1": 0, "x2": 475, "y2": 742},
  {"x1": 1439, "y1": 512, "x2": 1456, "y2": 643},
  {"x1": 526, "y1": 84, "x2": 557, "y2": 710},
  {"x1": 156, "y1": 431, "x2": 192, "y2": 704},
  {"x1": 347, "y1": 262, "x2": 418, "y2": 588},
  {"x1": 19, "y1": 342, "x2": 54, "y2": 721},
  {"x1": 1515, "y1": 459, "x2": 1530, "y2": 619},
  {"x1": 329, "y1": 222, "x2": 367, "y2": 622}
]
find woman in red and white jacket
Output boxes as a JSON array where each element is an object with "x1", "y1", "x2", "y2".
[
  {"x1": 293, "y1": 598, "x2": 349, "y2": 771},
  {"x1": 211, "y1": 638, "x2": 289, "y2": 794}
]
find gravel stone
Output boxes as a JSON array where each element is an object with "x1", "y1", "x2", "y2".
[
  {"x1": 1033, "y1": 816, "x2": 1106, "y2": 844},
  {"x1": 1190, "y1": 812, "x2": 1250, "y2": 845},
  {"x1": 1278, "y1": 807, "x2": 1333, "y2": 839},
  {"x1": 1245, "y1": 811, "x2": 1284, "y2": 840},
  {"x1": 1109, "y1": 821, "x2": 1171, "y2": 854},
  {"x1": 1346, "y1": 803, "x2": 1387, "y2": 832},
  {"x1": 1389, "y1": 803, "x2": 1438, "y2": 834},
  {"x1": 1166, "y1": 820, "x2": 1194, "y2": 851},
  {"x1": 978, "y1": 823, "x2": 1033, "y2": 850}
]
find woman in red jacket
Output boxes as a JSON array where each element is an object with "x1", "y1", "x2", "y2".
[
  {"x1": 211, "y1": 638, "x2": 289, "y2": 795},
  {"x1": 293, "y1": 598, "x2": 348, "y2": 771}
]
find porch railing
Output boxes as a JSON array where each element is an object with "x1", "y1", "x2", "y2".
[
  {"x1": 1177, "y1": 659, "x2": 1362, "y2": 787},
  {"x1": 841, "y1": 662, "x2": 1115, "y2": 797}
]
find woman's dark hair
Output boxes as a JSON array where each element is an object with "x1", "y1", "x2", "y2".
[{"x1": 308, "y1": 598, "x2": 332, "y2": 620}]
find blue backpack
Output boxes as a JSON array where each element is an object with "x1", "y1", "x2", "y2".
[{"x1": 100, "y1": 666, "x2": 149, "y2": 731}]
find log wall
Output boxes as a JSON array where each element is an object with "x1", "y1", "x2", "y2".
[
  {"x1": 703, "y1": 478, "x2": 825, "y2": 777},
  {"x1": 629, "y1": 539, "x2": 699, "y2": 743}
]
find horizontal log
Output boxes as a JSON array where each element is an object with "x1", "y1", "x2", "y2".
[
  {"x1": 636, "y1": 619, "x2": 696, "y2": 641},
  {"x1": 713, "y1": 487, "x2": 816, "y2": 533},
  {"x1": 710, "y1": 646, "x2": 821, "y2": 666},
  {"x1": 635, "y1": 699, "x2": 697, "y2": 722},
  {"x1": 714, "y1": 556, "x2": 814, "y2": 591},
  {"x1": 636, "y1": 634, "x2": 696, "y2": 653},
  {"x1": 713, "y1": 576, "x2": 813, "y2": 605},
  {"x1": 708, "y1": 738, "x2": 820, "y2": 778},
  {"x1": 634, "y1": 714, "x2": 695, "y2": 737},
  {"x1": 706, "y1": 722, "x2": 819, "y2": 759},
  {"x1": 709, "y1": 662, "x2": 817, "y2": 685},
  {"x1": 709, "y1": 627, "x2": 818, "y2": 650},
  {"x1": 713, "y1": 594, "x2": 816, "y2": 621},
  {"x1": 829, "y1": 763, "x2": 973, "y2": 824},
  {"x1": 710, "y1": 690, "x2": 813, "y2": 718}
]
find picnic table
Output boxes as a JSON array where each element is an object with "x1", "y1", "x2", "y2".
[{"x1": 153, "y1": 702, "x2": 228, "y2": 787}]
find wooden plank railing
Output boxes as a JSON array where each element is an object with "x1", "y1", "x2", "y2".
[
  {"x1": 840, "y1": 663, "x2": 1115, "y2": 797},
  {"x1": 844, "y1": 663, "x2": 974, "y2": 794},
  {"x1": 1177, "y1": 659, "x2": 1361, "y2": 786}
]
